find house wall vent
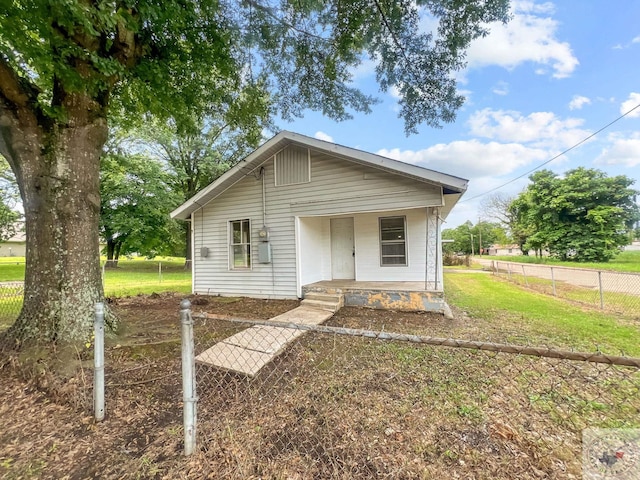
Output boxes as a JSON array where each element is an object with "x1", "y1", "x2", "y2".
[{"x1": 274, "y1": 145, "x2": 310, "y2": 186}]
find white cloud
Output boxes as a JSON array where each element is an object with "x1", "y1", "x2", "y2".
[
  {"x1": 514, "y1": 0, "x2": 556, "y2": 15},
  {"x1": 595, "y1": 133, "x2": 640, "y2": 167},
  {"x1": 465, "y1": 1, "x2": 578, "y2": 79},
  {"x1": 350, "y1": 58, "x2": 376, "y2": 81},
  {"x1": 568, "y1": 95, "x2": 591, "y2": 110},
  {"x1": 314, "y1": 131, "x2": 334, "y2": 143},
  {"x1": 467, "y1": 108, "x2": 589, "y2": 149},
  {"x1": 378, "y1": 140, "x2": 548, "y2": 180},
  {"x1": 389, "y1": 85, "x2": 402, "y2": 99},
  {"x1": 492, "y1": 81, "x2": 509, "y2": 96},
  {"x1": 620, "y1": 92, "x2": 640, "y2": 117},
  {"x1": 633, "y1": 36, "x2": 640, "y2": 44}
]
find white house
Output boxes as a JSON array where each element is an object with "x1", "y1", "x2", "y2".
[
  {"x1": 0, "y1": 227, "x2": 25, "y2": 257},
  {"x1": 171, "y1": 131, "x2": 468, "y2": 312}
]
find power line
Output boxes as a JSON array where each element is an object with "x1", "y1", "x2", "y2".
[{"x1": 460, "y1": 102, "x2": 640, "y2": 203}]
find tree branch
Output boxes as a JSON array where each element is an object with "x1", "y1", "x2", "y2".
[
  {"x1": 110, "y1": 7, "x2": 143, "y2": 70},
  {"x1": 0, "y1": 56, "x2": 39, "y2": 110}
]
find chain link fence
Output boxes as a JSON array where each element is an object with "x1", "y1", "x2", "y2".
[
  {"x1": 491, "y1": 260, "x2": 640, "y2": 316},
  {"x1": 182, "y1": 307, "x2": 640, "y2": 479},
  {"x1": 0, "y1": 281, "x2": 23, "y2": 335},
  {"x1": 0, "y1": 260, "x2": 191, "y2": 333}
]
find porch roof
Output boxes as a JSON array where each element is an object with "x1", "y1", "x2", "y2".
[{"x1": 171, "y1": 131, "x2": 468, "y2": 220}]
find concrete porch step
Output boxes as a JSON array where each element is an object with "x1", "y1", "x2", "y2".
[{"x1": 301, "y1": 292, "x2": 344, "y2": 312}]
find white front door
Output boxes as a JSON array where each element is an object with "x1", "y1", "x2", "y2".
[{"x1": 330, "y1": 217, "x2": 355, "y2": 280}]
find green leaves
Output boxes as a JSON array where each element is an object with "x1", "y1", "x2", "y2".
[
  {"x1": 510, "y1": 168, "x2": 640, "y2": 262},
  {"x1": 100, "y1": 147, "x2": 183, "y2": 258},
  {"x1": 0, "y1": 156, "x2": 21, "y2": 242},
  {"x1": 2, "y1": 0, "x2": 511, "y2": 135}
]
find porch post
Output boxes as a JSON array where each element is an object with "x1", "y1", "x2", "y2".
[
  {"x1": 425, "y1": 207, "x2": 440, "y2": 290},
  {"x1": 425, "y1": 208, "x2": 429, "y2": 291},
  {"x1": 434, "y1": 207, "x2": 440, "y2": 291}
]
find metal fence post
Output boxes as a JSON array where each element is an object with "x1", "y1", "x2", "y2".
[
  {"x1": 598, "y1": 271, "x2": 604, "y2": 310},
  {"x1": 550, "y1": 267, "x2": 556, "y2": 296},
  {"x1": 521, "y1": 265, "x2": 528, "y2": 287},
  {"x1": 94, "y1": 302, "x2": 105, "y2": 422},
  {"x1": 180, "y1": 299, "x2": 197, "y2": 455},
  {"x1": 159, "y1": 262, "x2": 163, "y2": 283}
]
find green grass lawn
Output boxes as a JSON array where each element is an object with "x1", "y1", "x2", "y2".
[
  {"x1": 0, "y1": 257, "x2": 191, "y2": 329},
  {"x1": 444, "y1": 271, "x2": 640, "y2": 357},
  {"x1": 0, "y1": 261, "x2": 25, "y2": 282},
  {"x1": 486, "y1": 250, "x2": 640, "y2": 272},
  {"x1": 0, "y1": 257, "x2": 192, "y2": 294}
]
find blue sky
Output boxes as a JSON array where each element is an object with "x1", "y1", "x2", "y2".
[{"x1": 282, "y1": 0, "x2": 640, "y2": 229}]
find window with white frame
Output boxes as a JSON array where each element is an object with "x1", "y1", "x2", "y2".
[
  {"x1": 380, "y1": 216, "x2": 407, "y2": 266},
  {"x1": 230, "y1": 219, "x2": 251, "y2": 268}
]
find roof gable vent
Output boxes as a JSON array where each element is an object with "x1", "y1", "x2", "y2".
[{"x1": 274, "y1": 145, "x2": 310, "y2": 186}]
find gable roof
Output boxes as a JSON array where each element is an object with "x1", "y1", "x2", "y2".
[{"x1": 171, "y1": 131, "x2": 468, "y2": 220}]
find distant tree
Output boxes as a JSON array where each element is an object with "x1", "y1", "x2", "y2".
[
  {"x1": 0, "y1": 0, "x2": 510, "y2": 342},
  {"x1": 480, "y1": 193, "x2": 513, "y2": 229},
  {"x1": 100, "y1": 147, "x2": 182, "y2": 265},
  {"x1": 442, "y1": 220, "x2": 506, "y2": 255},
  {"x1": 132, "y1": 117, "x2": 268, "y2": 264},
  {"x1": 506, "y1": 192, "x2": 537, "y2": 255},
  {"x1": 511, "y1": 168, "x2": 640, "y2": 262},
  {"x1": 480, "y1": 192, "x2": 522, "y2": 243}
]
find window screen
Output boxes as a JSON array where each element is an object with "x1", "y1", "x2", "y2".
[
  {"x1": 230, "y1": 219, "x2": 251, "y2": 268},
  {"x1": 380, "y1": 216, "x2": 407, "y2": 266}
]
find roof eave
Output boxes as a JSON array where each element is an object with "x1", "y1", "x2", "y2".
[{"x1": 170, "y1": 131, "x2": 469, "y2": 219}]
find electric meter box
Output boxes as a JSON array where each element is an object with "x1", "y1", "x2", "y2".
[{"x1": 258, "y1": 242, "x2": 271, "y2": 263}]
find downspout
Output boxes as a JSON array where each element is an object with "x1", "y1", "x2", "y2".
[{"x1": 261, "y1": 166, "x2": 266, "y2": 225}]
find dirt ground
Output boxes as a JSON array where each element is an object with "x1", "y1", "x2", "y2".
[{"x1": 0, "y1": 293, "x2": 637, "y2": 479}]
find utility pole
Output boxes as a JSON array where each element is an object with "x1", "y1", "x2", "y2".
[{"x1": 470, "y1": 233, "x2": 475, "y2": 256}]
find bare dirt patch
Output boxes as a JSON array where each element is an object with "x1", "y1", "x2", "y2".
[{"x1": 1, "y1": 294, "x2": 638, "y2": 479}]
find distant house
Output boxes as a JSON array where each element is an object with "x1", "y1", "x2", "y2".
[
  {"x1": 487, "y1": 244, "x2": 522, "y2": 256},
  {"x1": 171, "y1": 131, "x2": 468, "y2": 313},
  {"x1": 625, "y1": 241, "x2": 640, "y2": 252},
  {"x1": 0, "y1": 228, "x2": 25, "y2": 257}
]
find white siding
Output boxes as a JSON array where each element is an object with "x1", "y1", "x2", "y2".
[
  {"x1": 298, "y1": 216, "x2": 331, "y2": 288},
  {"x1": 192, "y1": 162, "x2": 298, "y2": 299},
  {"x1": 288, "y1": 152, "x2": 442, "y2": 216},
  {"x1": 193, "y1": 149, "x2": 444, "y2": 298},
  {"x1": 354, "y1": 209, "x2": 428, "y2": 282}
]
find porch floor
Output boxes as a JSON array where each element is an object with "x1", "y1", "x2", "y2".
[{"x1": 305, "y1": 280, "x2": 433, "y2": 292}]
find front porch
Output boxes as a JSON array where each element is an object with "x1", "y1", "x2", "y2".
[{"x1": 303, "y1": 280, "x2": 447, "y2": 313}]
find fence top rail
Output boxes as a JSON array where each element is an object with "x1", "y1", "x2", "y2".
[
  {"x1": 492, "y1": 260, "x2": 640, "y2": 277},
  {"x1": 194, "y1": 312, "x2": 640, "y2": 369}
]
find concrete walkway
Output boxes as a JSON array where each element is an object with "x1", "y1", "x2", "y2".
[{"x1": 195, "y1": 304, "x2": 336, "y2": 376}]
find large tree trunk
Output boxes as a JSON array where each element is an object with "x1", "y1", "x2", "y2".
[{"x1": 2, "y1": 96, "x2": 108, "y2": 344}]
